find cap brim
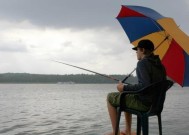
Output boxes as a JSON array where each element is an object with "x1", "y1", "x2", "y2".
[{"x1": 132, "y1": 47, "x2": 137, "y2": 50}]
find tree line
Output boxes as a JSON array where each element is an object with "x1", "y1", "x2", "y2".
[{"x1": 0, "y1": 73, "x2": 137, "y2": 84}]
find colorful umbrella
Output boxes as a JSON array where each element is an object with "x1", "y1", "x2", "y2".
[{"x1": 116, "y1": 5, "x2": 189, "y2": 87}]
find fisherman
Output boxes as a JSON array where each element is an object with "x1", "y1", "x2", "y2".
[{"x1": 106, "y1": 39, "x2": 166, "y2": 135}]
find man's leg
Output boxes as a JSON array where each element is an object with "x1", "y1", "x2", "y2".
[
  {"x1": 124, "y1": 112, "x2": 132, "y2": 135},
  {"x1": 107, "y1": 100, "x2": 120, "y2": 135},
  {"x1": 121, "y1": 113, "x2": 136, "y2": 135}
]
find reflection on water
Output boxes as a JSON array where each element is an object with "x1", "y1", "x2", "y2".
[{"x1": 0, "y1": 84, "x2": 189, "y2": 135}]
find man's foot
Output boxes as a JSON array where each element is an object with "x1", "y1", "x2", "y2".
[
  {"x1": 120, "y1": 132, "x2": 126, "y2": 135},
  {"x1": 104, "y1": 132, "x2": 113, "y2": 135},
  {"x1": 104, "y1": 132, "x2": 128, "y2": 135},
  {"x1": 120, "y1": 131, "x2": 136, "y2": 135}
]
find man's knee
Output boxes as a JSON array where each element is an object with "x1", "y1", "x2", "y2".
[{"x1": 107, "y1": 93, "x2": 112, "y2": 103}]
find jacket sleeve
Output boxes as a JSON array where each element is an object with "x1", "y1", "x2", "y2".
[{"x1": 123, "y1": 60, "x2": 151, "y2": 91}]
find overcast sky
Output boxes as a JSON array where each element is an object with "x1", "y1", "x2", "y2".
[{"x1": 0, "y1": 0, "x2": 189, "y2": 75}]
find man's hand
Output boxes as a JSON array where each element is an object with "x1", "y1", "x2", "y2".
[{"x1": 117, "y1": 81, "x2": 124, "y2": 92}]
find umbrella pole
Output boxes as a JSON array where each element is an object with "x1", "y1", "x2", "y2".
[{"x1": 154, "y1": 35, "x2": 170, "y2": 52}]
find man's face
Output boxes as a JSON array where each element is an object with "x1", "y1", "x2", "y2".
[{"x1": 136, "y1": 48, "x2": 144, "y2": 60}]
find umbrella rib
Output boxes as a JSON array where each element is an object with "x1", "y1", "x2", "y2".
[
  {"x1": 150, "y1": 18, "x2": 162, "y2": 32},
  {"x1": 149, "y1": 18, "x2": 172, "y2": 48},
  {"x1": 150, "y1": 18, "x2": 170, "y2": 39}
]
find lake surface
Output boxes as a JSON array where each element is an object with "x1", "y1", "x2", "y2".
[{"x1": 0, "y1": 84, "x2": 189, "y2": 135}]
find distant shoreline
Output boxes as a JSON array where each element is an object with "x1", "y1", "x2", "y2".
[{"x1": 0, "y1": 73, "x2": 137, "y2": 84}]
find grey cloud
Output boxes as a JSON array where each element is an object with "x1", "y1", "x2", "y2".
[
  {"x1": 62, "y1": 41, "x2": 73, "y2": 47},
  {"x1": 0, "y1": 0, "x2": 121, "y2": 29},
  {"x1": 0, "y1": 0, "x2": 188, "y2": 31},
  {"x1": 0, "y1": 43, "x2": 28, "y2": 52}
]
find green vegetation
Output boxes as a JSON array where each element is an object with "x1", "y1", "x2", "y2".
[{"x1": 0, "y1": 73, "x2": 137, "y2": 84}]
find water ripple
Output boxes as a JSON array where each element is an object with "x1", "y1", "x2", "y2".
[{"x1": 0, "y1": 123, "x2": 30, "y2": 134}]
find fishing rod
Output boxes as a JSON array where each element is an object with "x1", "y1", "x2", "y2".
[
  {"x1": 122, "y1": 68, "x2": 136, "y2": 83},
  {"x1": 51, "y1": 60, "x2": 135, "y2": 84}
]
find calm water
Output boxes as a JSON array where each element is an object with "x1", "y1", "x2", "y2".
[{"x1": 0, "y1": 84, "x2": 189, "y2": 135}]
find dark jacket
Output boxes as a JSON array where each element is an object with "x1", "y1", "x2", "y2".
[{"x1": 123, "y1": 54, "x2": 166, "y2": 106}]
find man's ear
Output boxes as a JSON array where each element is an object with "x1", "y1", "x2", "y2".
[{"x1": 141, "y1": 48, "x2": 145, "y2": 53}]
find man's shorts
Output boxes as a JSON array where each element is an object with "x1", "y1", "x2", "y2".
[{"x1": 107, "y1": 92, "x2": 149, "y2": 112}]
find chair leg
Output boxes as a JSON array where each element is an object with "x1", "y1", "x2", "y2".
[
  {"x1": 141, "y1": 116, "x2": 149, "y2": 135},
  {"x1": 115, "y1": 108, "x2": 122, "y2": 135},
  {"x1": 137, "y1": 116, "x2": 141, "y2": 135},
  {"x1": 158, "y1": 114, "x2": 162, "y2": 135}
]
